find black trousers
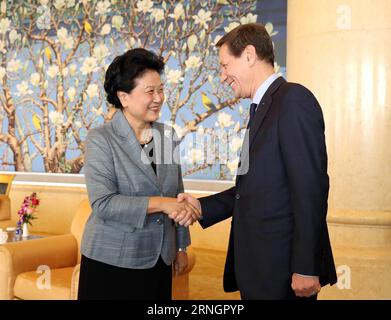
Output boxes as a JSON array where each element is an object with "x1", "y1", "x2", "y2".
[{"x1": 77, "y1": 255, "x2": 172, "y2": 300}]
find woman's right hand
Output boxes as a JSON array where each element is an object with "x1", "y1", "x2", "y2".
[
  {"x1": 148, "y1": 197, "x2": 201, "y2": 224},
  {"x1": 160, "y1": 198, "x2": 201, "y2": 224}
]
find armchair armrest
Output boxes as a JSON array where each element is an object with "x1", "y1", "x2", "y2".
[{"x1": 0, "y1": 234, "x2": 78, "y2": 300}]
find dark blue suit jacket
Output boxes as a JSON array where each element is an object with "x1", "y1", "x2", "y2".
[{"x1": 199, "y1": 77, "x2": 337, "y2": 299}]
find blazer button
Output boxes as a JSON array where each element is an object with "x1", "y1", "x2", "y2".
[
  {"x1": 235, "y1": 194, "x2": 240, "y2": 200},
  {"x1": 156, "y1": 218, "x2": 163, "y2": 225}
]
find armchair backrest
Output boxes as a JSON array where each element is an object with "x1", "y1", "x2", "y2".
[
  {"x1": 70, "y1": 199, "x2": 92, "y2": 263},
  {"x1": 0, "y1": 195, "x2": 11, "y2": 221}
]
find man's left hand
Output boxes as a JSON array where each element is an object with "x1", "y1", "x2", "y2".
[{"x1": 291, "y1": 273, "x2": 321, "y2": 297}]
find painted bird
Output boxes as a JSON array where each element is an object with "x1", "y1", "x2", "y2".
[
  {"x1": 44, "y1": 47, "x2": 52, "y2": 61},
  {"x1": 32, "y1": 113, "x2": 42, "y2": 131},
  {"x1": 201, "y1": 92, "x2": 216, "y2": 111},
  {"x1": 84, "y1": 21, "x2": 93, "y2": 34}
]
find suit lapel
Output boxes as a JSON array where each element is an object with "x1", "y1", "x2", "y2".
[
  {"x1": 153, "y1": 123, "x2": 170, "y2": 190},
  {"x1": 111, "y1": 110, "x2": 161, "y2": 191},
  {"x1": 239, "y1": 77, "x2": 286, "y2": 171}
]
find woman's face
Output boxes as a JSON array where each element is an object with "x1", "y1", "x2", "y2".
[{"x1": 118, "y1": 69, "x2": 164, "y2": 124}]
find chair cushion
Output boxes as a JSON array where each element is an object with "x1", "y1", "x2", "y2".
[{"x1": 14, "y1": 267, "x2": 74, "y2": 300}]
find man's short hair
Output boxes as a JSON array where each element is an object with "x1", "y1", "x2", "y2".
[{"x1": 216, "y1": 23, "x2": 275, "y2": 66}]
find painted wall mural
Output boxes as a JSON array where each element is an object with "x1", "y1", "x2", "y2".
[{"x1": 0, "y1": 0, "x2": 286, "y2": 180}]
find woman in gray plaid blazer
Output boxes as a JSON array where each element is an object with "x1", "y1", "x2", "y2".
[{"x1": 78, "y1": 48, "x2": 200, "y2": 300}]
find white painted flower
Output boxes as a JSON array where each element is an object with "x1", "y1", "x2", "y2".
[
  {"x1": 67, "y1": 86, "x2": 76, "y2": 102},
  {"x1": 62, "y1": 67, "x2": 69, "y2": 77},
  {"x1": 95, "y1": 0, "x2": 111, "y2": 15},
  {"x1": 265, "y1": 22, "x2": 278, "y2": 37},
  {"x1": 196, "y1": 125, "x2": 204, "y2": 135},
  {"x1": 224, "y1": 22, "x2": 240, "y2": 33},
  {"x1": 0, "y1": 1, "x2": 6, "y2": 14},
  {"x1": 207, "y1": 75, "x2": 214, "y2": 83},
  {"x1": 152, "y1": 8, "x2": 164, "y2": 22},
  {"x1": 213, "y1": 35, "x2": 222, "y2": 46},
  {"x1": 86, "y1": 83, "x2": 99, "y2": 98},
  {"x1": 274, "y1": 62, "x2": 281, "y2": 75},
  {"x1": 81, "y1": 57, "x2": 98, "y2": 75},
  {"x1": 187, "y1": 34, "x2": 197, "y2": 52},
  {"x1": 100, "y1": 23, "x2": 111, "y2": 36},
  {"x1": 192, "y1": 9, "x2": 212, "y2": 29},
  {"x1": 69, "y1": 64, "x2": 77, "y2": 76},
  {"x1": 47, "y1": 65, "x2": 59, "y2": 78},
  {"x1": 0, "y1": 67, "x2": 6, "y2": 82},
  {"x1": 136, "y1": 0, "x2": 153, "y2": 14},
  {"x1": 217, "y1": 112, "x2": 234, "y2": 128},
  {"x1": 36, "y1": 6, "x2": 51, "y2": 30},
  {"x1": 230, "y1": 136, "x2": 243, "y2": 153},
  {"x1": 30, "y1": 73, "x2": 41, "y2": 86},
  {"x1": 49, "y1": 110, "x2": 64, "y2": 125},
  {"x1": 57, "y1": 27, "x2": 74, "y2": 50},
  {"x1": 185, "y1": 56, "x2": 202, "y2": 69},
  {"x1": 0, "y1": 18, "x2": 11, "y2": 35},
  {"x1": 111, "y1": 15, "x2": 123, "y2": 30},
  {"x1": 92, "y1": 107, "x2": 103, "y2": 115},
  {"x1": 6, "y1": 59, "x2": 22, "y2": 73},
  {"x1": 93, "y1": 43, "x2": 109, "y2": 62},
  {"x1": 172, "y1": 123, "x2": 187, "y2": 139},
  {"x1": 16, "y1": 81, "x2": 33, "y2": 96},
  {"x1": 66, "y1": 0, "x2": 75, "y2": 8},
  {"x1": 240, "y1": 13, "x2": 257, "y2": 25},
  {"x1": 233, "y1": 121, "x2": 241, "y2": 133},
  {"x1": 57, "y1": 27, "x2": 68, "y2": 43},
  {"x1": 238, "y1": 105, "x2": 243, "y2": 115},
  {"x1": 169, "y1": 3, "x2": 184, "y2": 20},
  {"x1": 166, "y1": 69, "x2": 184, "y2": 85},
  {"x1": 53, "y1": 0, "x2": 66, "y2": 10},
  {"x1": 226, "y1": 158, "x2": 239, "y2": 175},
  {"x1": 9, "y1": 30, "x2": 21, "y2": 44},
  {"x1": 74, "y1": 121, "x2": 82, "y2": 128},
  {"x1": 188, "y1": 148, "x2": 204, "y2": 164}
]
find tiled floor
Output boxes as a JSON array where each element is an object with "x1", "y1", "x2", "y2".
[{"x1": 188, "y1": 247, "x2": 240, "y2": 300}]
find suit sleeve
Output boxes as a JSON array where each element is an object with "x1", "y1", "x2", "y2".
[
  {"x1": 278, "y1": 85, "x2": 329, "y2": 276},
  {"x1": 198, "y1": 186, "x2": 236, "y2": 229},
  {"x1": 173, "y1": 129, "x2": 191, "y2": 249},
  {"x1": 84, "y1": 129, "x2": 148, "y2": 229},
  {"x1": 175, "y1": 163, "x2": 191, "y2": 249}
]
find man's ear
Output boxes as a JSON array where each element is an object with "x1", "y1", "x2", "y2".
[{"x1": 244, "y1": 45, "x2": 257, "y2": 66}]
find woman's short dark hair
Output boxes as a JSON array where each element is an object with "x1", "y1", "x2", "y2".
[
  {"x1": 104, "y1": 48, "x2": 165, "y2": 109},
  {"x1": 216, "y1": 23, "x2": 275, "y2": 66}
]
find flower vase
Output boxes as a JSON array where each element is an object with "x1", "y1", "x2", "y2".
[{"x1": 22, "y1": 223, "x2": 29, "y2": 238}]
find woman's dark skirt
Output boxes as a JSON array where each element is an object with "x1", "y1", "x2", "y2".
[{"x1": 77, "y1": 255, "x2": 172, "y2": 300}]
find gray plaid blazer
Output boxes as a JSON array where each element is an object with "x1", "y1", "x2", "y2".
[{"x1": 80, "y1": 110, "x2": 190, "y2": 268}]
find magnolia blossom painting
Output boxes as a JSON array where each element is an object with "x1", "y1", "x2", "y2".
[{"x1": 0, "y1": 0, "x2": 286, "y2": 180}]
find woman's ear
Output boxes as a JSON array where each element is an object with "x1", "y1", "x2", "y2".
[{"x1": 117, "y1": 91, "x2": 127, "y2": 108}]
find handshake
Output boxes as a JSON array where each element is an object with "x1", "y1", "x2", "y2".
[{"x1": 162, "y1": 193, "x2": 202, "y2": 227}]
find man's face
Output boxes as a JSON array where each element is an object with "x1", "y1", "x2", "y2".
[{"x1": 218, "y1": 44, "x2": 250, "y2": 99}]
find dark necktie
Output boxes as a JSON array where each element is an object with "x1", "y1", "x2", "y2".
[{"x1": 249, "y1": 103, "x2": 258, "y2": 126}]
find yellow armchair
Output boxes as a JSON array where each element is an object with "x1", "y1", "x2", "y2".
[
  {"x1": 0, "y1": 199, "x2": 196, "y2": 300},
  {"x1": 0, "y1": 195, "x2": 14, "y2": 229}
]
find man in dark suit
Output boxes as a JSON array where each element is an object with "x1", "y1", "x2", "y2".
[{"x1": 170, "y1": 23, "x2": 337, "y2": 299}]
